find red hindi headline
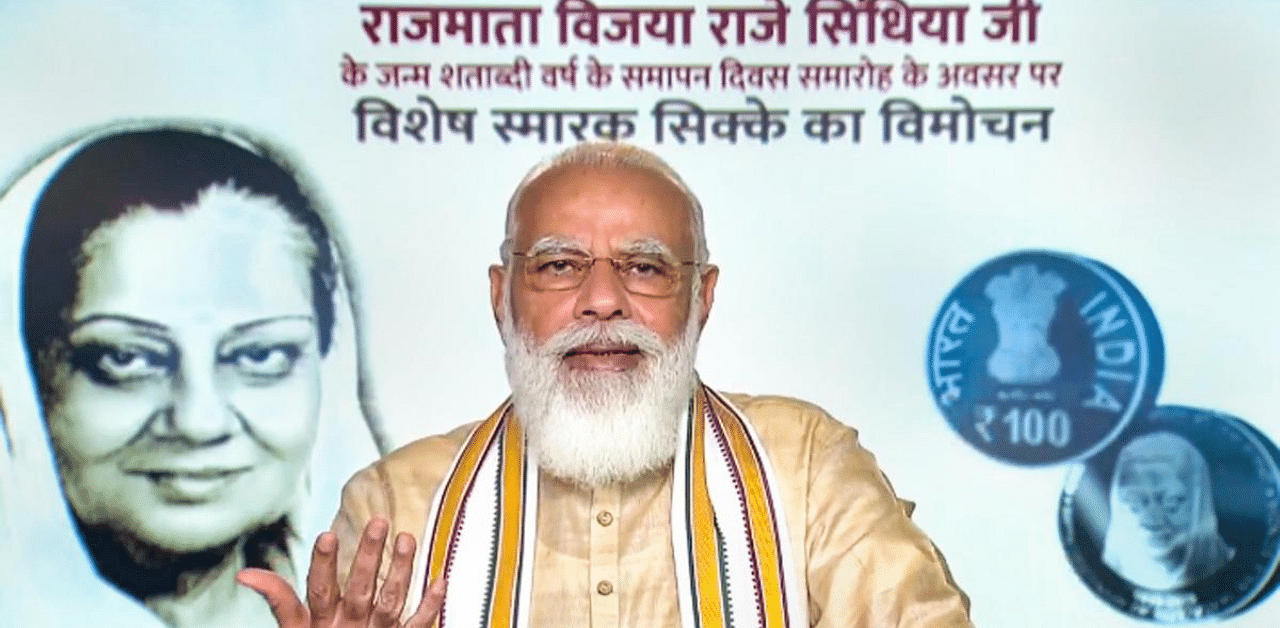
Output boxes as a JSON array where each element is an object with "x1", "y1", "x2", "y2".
[{"x1": 357, "y1": 0, "x2": 1041, "y2": 47}]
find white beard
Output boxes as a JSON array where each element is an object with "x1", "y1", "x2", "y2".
[{"x1": 501, "y1": 306, "x2": 700, "y2": 488}]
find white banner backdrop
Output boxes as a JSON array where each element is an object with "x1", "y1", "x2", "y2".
[{"x1": 1, "y1": 1, "x2": 1277, "y2": 627}]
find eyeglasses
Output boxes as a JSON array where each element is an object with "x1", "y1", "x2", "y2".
[{"x1": 512, "y1": 251, "x2": 699, "y2": 297}]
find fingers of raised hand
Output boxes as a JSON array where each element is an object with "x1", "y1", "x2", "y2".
[
  {"x1": 370, "y1": 533, "x2": 417, "y2": 628},
  {"x1": 237, "y1": 567, "x2": 310, "y2": 628},
  {"x1": 306, "y1": 532, "x2": 341, "y2": 624},
  {"x1": 340, "y1": 518, "x2": 391, "y2": 623},
  {"x1": 405, "y1": 578, "x2": 447, "y2": 628},
  {"x1": 299, "y1": 519, "x2": 423, "y2": 628}
]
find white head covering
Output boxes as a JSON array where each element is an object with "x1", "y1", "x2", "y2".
[
  {"x1": 1102, "y1": 431, "x2": 1235, "y2": 590},
  {"x1": 0, "y1": 123, "x2": 385, "y2": 626}
]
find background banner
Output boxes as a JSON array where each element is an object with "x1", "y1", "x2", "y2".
[{"x1": 1, "y1": 1, "x2": 1277, "y2": 626}]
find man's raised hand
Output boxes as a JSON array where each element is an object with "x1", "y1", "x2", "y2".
[{"x1": 237, "y1": 518, "x2": 446, "y2": 628}]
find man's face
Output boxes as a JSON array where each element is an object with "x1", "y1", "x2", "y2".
[{"x1": 491, "y1": 164, "x2": 717, "y2": 358}]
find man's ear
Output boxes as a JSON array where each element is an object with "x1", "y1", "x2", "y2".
[
  {"x1": 489, "y1": 264, "x2": 507, "y2": 329},
  {"x1": 697, "y1": 264, "x2": 719, "y2": 329}
]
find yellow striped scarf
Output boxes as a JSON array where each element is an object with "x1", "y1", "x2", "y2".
[{"x1": 410, "y1": 383, "x2": 805, "y2": 627}]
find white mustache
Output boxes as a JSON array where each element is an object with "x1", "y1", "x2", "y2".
[{"x1": 539, "y1": 319, "x2": 666, "y2": 359}]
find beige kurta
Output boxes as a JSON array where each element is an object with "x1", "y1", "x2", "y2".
[{"x1": 332, "y1": 393, "x2": 974, "y2": 627}]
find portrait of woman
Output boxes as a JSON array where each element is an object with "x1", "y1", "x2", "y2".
[
  {"x1": 9, "y1": 126, "x2": 386, "y2": 628},
  {"x1": 1102, "y1": 431, "x2": 1236, "y2": 591}
]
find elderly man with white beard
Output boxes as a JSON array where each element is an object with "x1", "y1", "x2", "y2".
[{"x1": 239, "y1": 143, "x2": 975, "y2": 628}]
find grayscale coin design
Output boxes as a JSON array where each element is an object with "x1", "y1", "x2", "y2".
[
  {"x1": 926, "y1": 250, "x2": 1164, "y2": 465},
  {"x1": 1216, "y1": 415, "x2": 1280, "y2": 618},
  {"x1": 1059, "y1": 406, "x2": 1280, "y2": 623}
]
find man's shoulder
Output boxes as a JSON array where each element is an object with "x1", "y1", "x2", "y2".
[
  {"x1": 383, "y1": 421, "x2": 479, "y2": 466},
  {"x1": 347, "y1": 420, "x2": 481, "y2": 497},
  {"x1": 715, "y1": 390, "x2": 860, "y2": 448},
  {"x1": 718, "y1": 389, "x2": 921, "y2": 515},
  {"x1": 719, "y1": 391, "x2": 829, "y2": 418}
]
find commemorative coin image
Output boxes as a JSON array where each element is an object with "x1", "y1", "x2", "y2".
[
  {"x1": 1058, "y1": 405, "x2": 1280, "y2": 623},
  {"x1": 1221, "y1": 415, "x2": 1280, "y2": 617},
  {"x1": 926, "y1": 250, "x2": 1164, "y2": 465}
]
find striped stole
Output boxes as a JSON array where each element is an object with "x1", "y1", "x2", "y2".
[{"x1": 409, "y1": 384, "x2": 805, "y2": 628}]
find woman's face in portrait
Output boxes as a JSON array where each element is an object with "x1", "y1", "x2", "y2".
[
  {"x1": 1116, "y1": 459, "x2": 1194, "y2": 558},
  {"x1": 43, "y1": 185, "x2": 321, "y2": 554}
]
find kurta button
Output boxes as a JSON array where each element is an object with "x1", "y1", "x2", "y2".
[
  {"x1": 596, "y1": 580, "x2": 614, "y2": 596},
  {"x1": 596, "y1": 510, "x2": 614, "y2": 526}
]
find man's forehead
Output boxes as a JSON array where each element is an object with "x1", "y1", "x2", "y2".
[{"x1": 512, "y1": 163, "x2": 695, "y2": 253}]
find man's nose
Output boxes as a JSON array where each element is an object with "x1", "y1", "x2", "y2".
[
  {"x1": 155, "y1": 366, "x2": 236, "y2": 445},
  {"x1": 574, "y1": 259, "x2": 632, "y2": 322}
]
